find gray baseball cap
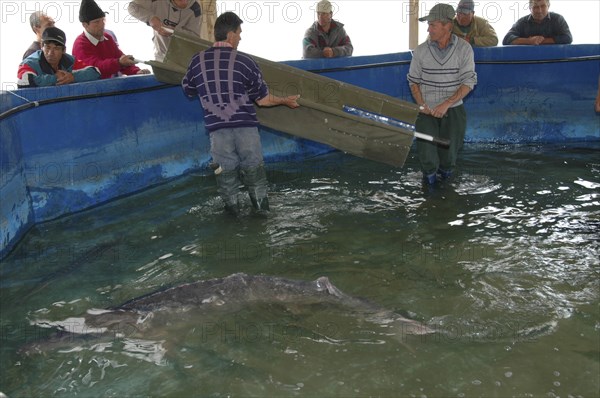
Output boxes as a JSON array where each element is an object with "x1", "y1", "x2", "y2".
[
  {"x1": 419, "y1": 3, "x2": 456, "y2": 22},
  {"x1": 457, "y1": 0, "x2": 475, "y2": 14}
]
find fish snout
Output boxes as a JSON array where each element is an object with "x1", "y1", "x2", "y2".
[{"x1": 315, "y1": 277, "x2": 344, "y2": 298}]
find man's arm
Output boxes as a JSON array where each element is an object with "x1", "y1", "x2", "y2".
[
  {"x1": 552, "y1": 14, "x2": 572, "y2": 44},
  {"x1": 444, "y1": 85, "x2": 473, "y2": 107},
  {"x1": 409, "y1": 83, "x2": 427, "y2": 110},
  {"x1": 429, "y1": 84, "x2": 473, "y2": 119},
  {"x1": 303, "y1": 26, "x2": 323, "y2": 59},
  {"x1": 128, "y1": 0, "x2": 174, "y2": 38},
  {"x1": 256, "y1": 93, "x2": 300, "y2": 108},
  {"x1": 72, "y1": 59, "x2": 101, "y2": 83},
  {"x1": 181, "y1": 54, "x2": 200, "y2": 97},
  {"x1": 502, "y1": 18, "x2": 525, "y2": 45},
  {"x1": 509, "y1": 36, "x2": 543, "y2": 45},
  {"x1": 127, "y1": 0, "x2": 155, "y2": 24},
  {"x1": 73, "y1": 36, "x2": 123, "y2": 78},
  {"x1": 332, "y1": 27, "x2": 353, "y2": 57},
  {"x1": 17, "y1": 63, "x2": 57, "y2": 87},
  {"x1": 410, "y1": 83, "x2": 472, "y2": 118}
]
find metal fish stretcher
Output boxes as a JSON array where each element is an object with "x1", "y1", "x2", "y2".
[{"x1": 144, "y1": 31, "x2": 433, "y2": 167}]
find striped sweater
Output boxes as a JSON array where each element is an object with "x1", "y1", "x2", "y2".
[
  {"x1": 407, "y1": 35, "x2": 477, "y2": 108},
  {"x1": 182, "y1": 46, "x2": 268, "y2": 132}
]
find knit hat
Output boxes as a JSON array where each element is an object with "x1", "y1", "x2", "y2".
[
  {"x1": 457, "y1": 0, "x2": 475, "y2": 14},
  {"x1": 316, "y1": 0, "x2": 332, "y2": 13},
  {"x1": 418, "y1": 3, "x2": 456, "y2": 22},
  {"x1": 79, "y1": 0, "x2": 107, "y2": 23},
  {"x1": 42, "y1": 26, "x2": 66, "y2": 47}
]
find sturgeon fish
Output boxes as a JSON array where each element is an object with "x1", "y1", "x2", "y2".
[
  {"x1": 27, "y1": 273, "x2": 434, "y2": 355},
  {"x1": 128, "y1": 273, "x2": 432, "y2": 332}
]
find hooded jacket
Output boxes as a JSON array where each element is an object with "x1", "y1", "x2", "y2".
[{"x1": 128, "y1": 0, "x2": 202, "y2": 61}]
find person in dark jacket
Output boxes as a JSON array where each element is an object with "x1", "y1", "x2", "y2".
[
  {"x1": 303, "y1": 0, "x2": 353, "y2": 58},
  {"x1": 502, "y1": 0, "x2": 572, "y2": 45}
]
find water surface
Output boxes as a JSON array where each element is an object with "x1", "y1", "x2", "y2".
[{"x1": 1, "y1": 144, "x2": 598, "y2": 397}]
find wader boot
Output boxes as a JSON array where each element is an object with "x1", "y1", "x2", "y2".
[
  {"x1": 215, "y1": 169, "x2": 241, "y2": 217},
  {"x1": 437, "y1": 168, "x2": 453, "y2": 181},
  {"x1": 423, "y1": 172, "x2": 437, "y2": 187},
  {"x1": 241, "y1": 165, "x2": 270, "y2": 216}
]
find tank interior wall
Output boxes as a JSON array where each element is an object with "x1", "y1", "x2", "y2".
[{"x1": 0, "y1": 76, "x2": 330, "y2": 259}]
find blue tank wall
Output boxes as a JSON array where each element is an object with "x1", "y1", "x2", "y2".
[
  {"x1": 0, "y1": 117, "x2": 33, "y2": 256},
  {"x1": 1, "y1": 78, "x2": 208, "y2": 227}
]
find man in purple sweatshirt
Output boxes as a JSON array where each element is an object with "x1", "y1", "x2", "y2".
[{"x1": 182, "y1": 12, "x2": 300, "y2": 217}]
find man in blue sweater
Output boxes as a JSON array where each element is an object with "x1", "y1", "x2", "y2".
[
  {"x1": 182, "y1": 12, "x2": 300, "y2": 217},
  {"x1": 407, "y1": 3, "x2": 477, "y2": 187}
]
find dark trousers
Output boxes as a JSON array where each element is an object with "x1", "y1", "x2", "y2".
[{"x1": 415, "y1": 105, "x2": 467, "y2": 175}]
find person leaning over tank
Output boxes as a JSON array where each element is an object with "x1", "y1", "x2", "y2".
[
  {"x1": 73, "y1": 0, "x2": 150, "y2": 79},
  {"x1": 303, "y1": 0, "x2": 353, "y2": 59},
  {"x1": 18, "y1": 27, "x2": 100, "y2": 88},
  {"x1": 407, "y1": 3, "x2": 477, "y2": 187},
  {"x1": 23, "y1": 11, "x2": 55, "y2": 60},
  {"x1": 182, "y1": 12, "x2": 300, "y2": 217},
  {"x1": 452, "y1": 0, "x2": 498, "y2": 47},
  {"x1": 502, "y1": 0, "x2": 572, "y2": 45},
  {"x1": 127, "y1": 0, "x2": 202, "y2": 62}
]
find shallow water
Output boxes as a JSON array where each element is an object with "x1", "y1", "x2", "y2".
[{"x1": 1, "y1": 144, "x2": 599, "y2": 397}]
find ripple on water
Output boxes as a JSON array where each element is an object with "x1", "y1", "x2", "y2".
[
  {"x1": 574, "y1": 178, "x2": 600, "y2": 189},
  {"x1": 453, "y1": 174, "x2": 502, "y2": 195}
]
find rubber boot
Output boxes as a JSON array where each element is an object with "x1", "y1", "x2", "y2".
[
  {"x1": 240, "y1": 164, "x2": 270, "y2": 216},
  {"x1": 437, "y1": 168, "x2": 453, "y2": 181},
  {"x1": 422, "y1": 172, "x2": 437, "y2": 187},
  {"x1": 215, "y1": 170, "x2": 241, "y2": 217}
]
